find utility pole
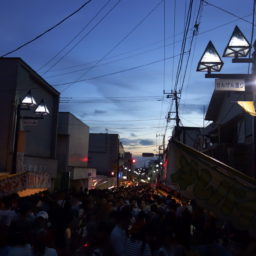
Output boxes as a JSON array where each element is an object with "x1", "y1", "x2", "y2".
[
  {"x1": 251, "y1": 41, "x2": 256, "y2": 178},
  {"x1": 164, "y1": 90, "x2": 181, "y2": 140}
]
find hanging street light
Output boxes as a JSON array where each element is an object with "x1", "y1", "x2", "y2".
[
  {"x1": 35, "y1": 99, "x2": 50, "y2": 116},
  {"x1": 197, "y1": 41, "x2": 224, "y2": 74},
  {"x1": 223, "y1": 26, "x2": 251, "y2": 58},
  {"x1": 196, "y1": 25, "x2": 256, "y2": 178},
  {"x1": 20, "y1": 89, "x2": 37, "y2": 108},
  {"x1": 12, "y1": 90, "x2": 50, "y2": 174}
]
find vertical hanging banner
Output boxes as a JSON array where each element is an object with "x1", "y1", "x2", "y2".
[{"x1": 165, "y1": 139, "x2": 256, "y2": 234}]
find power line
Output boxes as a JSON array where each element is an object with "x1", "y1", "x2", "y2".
[
  {"x1": 82, "y1": 118, "x2": 165, "y2": 122},
  {"x1": 60, "y1": 0, "x2": 164, "y2": 92},
  {"x1": 171, "y1": 0, "x2": 176, "y2": 88},
  {"x1": 40, "y1": 0, "x2": 121, "y2": 75},
  {"x1": 38, "y1": 0, "x2": 113, "y2": 72},
  {"x1": 174, "y1": 0, "x2": 193, "y2": 91},
  {"x1": 179, "y1": 0, "x2": 203, "y2": 93},
  {"x1": 53, "y1": 52, "x2": 187, "y2": 86},
  {"x1": 0, "y1": 0, "x2": 93, "y2": 57},
  {"x1": 248, "y1": 0, "x2": 256, "y2": 73},
  {"x1": 90, "y1": 126, "x2": 166, "y2": 129},
  {"x1": 203, "y1": 0, "x2": 254, "y2": 25},
  {"x1": 45, "y1": 38, "x2": 182, "y2": 79},
  {"x1": 44, "y1": 13, "x2": 252, "y2": 80}
]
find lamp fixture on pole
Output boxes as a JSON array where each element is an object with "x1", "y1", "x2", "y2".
[
  {"x1": 20, "y1": 90, "x2": 37, "y2": 108},
  {"x1": 197, "y1": 41, "x2": 223, "y2": 74},
  {"x1": 196, "y1": 25, "x2": 256, "y2": 178},
  {"x1": 223, "y1": 26, "x2": 251, "y2": 58},
  {"x1": 35, "y1": 99, "x2": 50, "y2": 116},
  {"x1": 12, "y1": 90, "x2": 50, "y2": 174}
]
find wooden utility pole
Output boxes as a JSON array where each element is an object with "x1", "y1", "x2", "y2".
[{"x1": 164, "y1": 90, "x2": 181, "y2": 140}]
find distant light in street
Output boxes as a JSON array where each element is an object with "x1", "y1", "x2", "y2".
[{"x1": 80, "y1": 156, "x2": 88, "y2": 162}]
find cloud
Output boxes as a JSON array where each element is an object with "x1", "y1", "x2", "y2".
[
  {"x1": 180, "y1": 104, "x2": 205, "y2": 114},
  {"x1": 130, "y1": 133, "x2": 137, "y2": 137},
  {"x1": 94, "y1": 109, "x2": 107, "y2": 114},
  {"x1": 121, "y1": 138, "x2": 138, "y2": 146},
  {"x1": 139, "y1": 139, "x2": 154, "y2": 146},
  {"x1": 121, "y1": 138, "x2": 154, "y2": 146},
  {"x1": 79, "y1": 112, "x2": 88, "y2": 118}
]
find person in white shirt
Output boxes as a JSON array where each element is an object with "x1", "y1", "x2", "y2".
[{"x1": 110, "y1": 206, "x2": 131, "y2": 256}]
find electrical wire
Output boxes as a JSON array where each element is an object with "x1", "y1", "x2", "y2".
[
  {"x1": 179, "y1": 0, "x2": 203, "y2": 93},
  {"x1": 248, "y1": 0, "x2": 256, "y2": 73},
  {"x1": 171, "y1": 0, "x2": 176, "y2": 88},
  {"x1": 60, "y1": 0, "x2": 164, "y2": 92},
  {"x1": 53, "y1": 52, "x2": 187, "y2": 86},
  {"x1": 82, "y1": 118, "x2": 165, "y2": 122},
  {"x1": 43, "y1": 13, "x2": 252, "y2": 80},
  {"x1": 0, "y1": 0, "x2": 93, "y2": 57},
  {"x1": 38, "y1": 0, "x2": 113, "y2": 72},
  {"x1": 41, "y1": 0, "x2": 121, "y2": 75},
  {"x1": 203, "y1": 0, "x2": 254, "y2": 25},
  {"x1": 174, "y1": 0, "x2": 194, "y2": 91},
  {"x1": 163, "y1": 0, "x2": 194, "y2": 139},
  {"x1": 156, "y1": 0, "x2": 167, "y2": 141}
]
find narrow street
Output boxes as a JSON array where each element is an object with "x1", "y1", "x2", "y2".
[{"x1": 1, "y1": 184, "x2": 255, "y2": 256}]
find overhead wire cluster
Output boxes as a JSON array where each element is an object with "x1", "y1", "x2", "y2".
[
  {"x1": 1, "y1": 0, "x2": 254, "y2": 153},
  {"x1": 0, "y1": 0, "x2": 93, "y2": 57},
  {"x1": 161, "y1": 0, "x2": 204, "y2": 146}
]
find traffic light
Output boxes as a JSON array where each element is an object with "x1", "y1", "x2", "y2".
[{"x1": 132, "y1": 159, "x2": 136, "y2": 164}]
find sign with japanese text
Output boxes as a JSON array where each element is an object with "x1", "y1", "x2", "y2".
[
  {"x1": 215, "y1": 79, "x2": 245, "y2": 91},
  {"x1": 165, "y1": 139, "x2": 256, "y2": 234},
  {"x1": 0, "y1": 171, "x2": 51, "y2": 197}
]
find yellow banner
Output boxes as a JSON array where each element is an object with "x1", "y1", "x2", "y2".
[{"x1": 164, "y1": 139, "x2": 256, "y2": 233}]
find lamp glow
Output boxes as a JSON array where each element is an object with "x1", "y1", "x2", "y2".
[
  {"x1": 21, "y1": 90, "x2": 37, "y2": 107},
  {"x1": 35, "y1": 99, "x2": 50, "y2": 115},
  {"x1": 223, "y1": 26, "x2": 251, "y2": 58},
  {"x1": 197, "y1": 41, "x2": 223, "y2": 73}
]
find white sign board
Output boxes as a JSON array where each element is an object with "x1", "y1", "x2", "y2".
[{"x1": 215, "y1": 79, "x2": 245, "y2": 91}]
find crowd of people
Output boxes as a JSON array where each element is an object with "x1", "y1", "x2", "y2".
[{"x1": 0, "y1": 185, "x2": 255, "y2": 256}]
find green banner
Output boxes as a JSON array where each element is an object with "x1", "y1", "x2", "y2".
[{"x1": 164, "y1": 139, "x2": 256, "y2": 233}]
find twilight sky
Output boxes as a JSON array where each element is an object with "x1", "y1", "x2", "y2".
[{"x1": 0, "y1": 0, "x2": 254, "y2": 157}]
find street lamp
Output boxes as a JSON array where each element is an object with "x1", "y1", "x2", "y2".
[
  {"x1": 12, "y1": 90, "x2": 50, "y2": 174},
  {"x1": 35, "y1": 99, "x2": 50, "y2": 115},
  {"x1": 197, "y1": 41, "x2": 224, "y2": 74},
  {"x1": 223, "y1": 26, "x2": 251, "y2": 58},
  {"x1": 197, "y1": 25, "x2": 256, "y2": 177},
  {"x1": 21, "y1": 90, "x2": 37, "y2": 107}
]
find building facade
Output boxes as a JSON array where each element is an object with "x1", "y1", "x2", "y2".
[
  {"x1": 171, "y1": 79, "x2": 255, "y2": 178},
  {"x1": 57, "y1": 112, "x2": 93, "y2": 190},
  {"x1": 0, "y1": 58, "x2": 59, "y2": 182},
  {"x1": 88, "y1": 133, "x2": 124, "y2": 177},
  {"x1": 201, "y1": 87, "x2": 255, "y2": 177}
]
